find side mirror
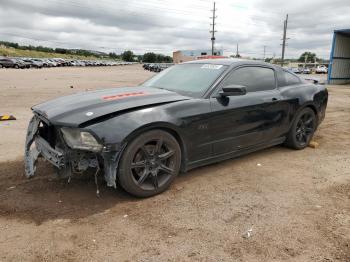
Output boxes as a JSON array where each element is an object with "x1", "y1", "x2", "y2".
[{"x1": 218, "y1": 85, "x2": 247, "y2": 97}]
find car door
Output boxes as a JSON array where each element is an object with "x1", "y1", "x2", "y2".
[
  {"x1": 4, "y1": 59, "x2": 14, "y2": 67},
  {"x1": 0, "y1": 59, "x2": 9, "y2": 67},
  {"x1": 209, "y1": 65, "x2": 290, "y2": 156}
]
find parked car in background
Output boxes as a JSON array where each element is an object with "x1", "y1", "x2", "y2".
[
  {"x1": 289, "y1": 67, "x2": 301, "y2": 74},
  {"x1": 143, "y1": 63, "x2": 174, "y2": 72},
  {"x1": 316, "y1": 65, "x2": 328, "y2": 74},
  {"x1": 25, "y1": 59, "x2": 328, "y2": 197},
  {"x1": 40, "y1": 59, "x2": 55, "y2": 68},
  {"x1": 0, "y1": 57, "x2": 26, "y2": 68},
  {"x1": 16, "y1": 58, "x2": 31, "y2": 68},
  {"x1": 46, "y1": 59, "x2": 57, "y2": 67},
  {"x1": 22, "y1": 59, "x2": 43, "y2": 68},
  {"x1": 0, "y1": 56, "x2": 136, "y2": 69},
  {"x1": 31, "y1": 59, "x2": 44, "y2": 68},
  {"x1": 76, "y1": 60, "x2": 86, "y2": 66},
  {"x1": 0, "y1": 57, "x2": 13, "y2": 68},
  {"x1": 302, "y1": 68, "x2": 311, "y2": 74},
  {"x1": 53, "y1": 58, "x2": 66, "y2": 67}
]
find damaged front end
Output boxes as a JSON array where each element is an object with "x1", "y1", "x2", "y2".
[{"x1": 24, "y1": 114, "x2": 124, "y2": 188}]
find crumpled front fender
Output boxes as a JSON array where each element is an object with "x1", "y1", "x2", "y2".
[
  {"x1": 24, "y1": 115, "x2": 126, "y2": 189},
  {"x1": 101, "y1": 144, "x2": 126, "y2": 188},
  {"x1": 24, "y1": 115, "x2": 41, "y2": 178}
]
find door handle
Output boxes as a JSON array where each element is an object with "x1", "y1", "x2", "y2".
[{"x1": 262, "y1": 97, "x2": 279, "y2": 103}]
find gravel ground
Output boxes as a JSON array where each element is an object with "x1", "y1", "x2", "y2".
[{"x1": 0, "y1": 65, "x2": 349, "y2": 261}]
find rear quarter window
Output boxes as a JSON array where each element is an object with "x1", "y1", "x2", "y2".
[{"x1": 278, "y1": 70, "x2": 301, "y2": 87}]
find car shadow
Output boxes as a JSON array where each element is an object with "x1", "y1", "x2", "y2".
[
  {"x1": 0, "y1": 159, "x2": 138, "y2": 225},
  {"x1": 0, "y1": 146, "x2": 291, "y2": 225}
]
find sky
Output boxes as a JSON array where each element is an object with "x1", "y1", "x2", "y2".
[{"x1": 0, "y1": 0, "x2": 349, "y2": 59}]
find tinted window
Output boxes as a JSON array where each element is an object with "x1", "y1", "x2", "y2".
[
  {"x1": 142, "y1": 63, "x2": 228, "y2": 97},
  {"x1": 221, "y1": 67, "x2": 275, "y2": 92},
  {"x1": 284, "y1": 71, "x2": 301, "y2": 86}
]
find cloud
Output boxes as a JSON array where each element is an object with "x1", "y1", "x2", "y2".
[{"x1": 0, "y1": 0, "x2": 349, "y2": 58}]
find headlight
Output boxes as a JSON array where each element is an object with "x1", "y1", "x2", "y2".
[{"x1": 61, "y1": 128, "x2": 102, "y2": 152}]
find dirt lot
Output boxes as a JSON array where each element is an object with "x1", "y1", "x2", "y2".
[{"x1": 0, "y1": 65, "x2": 349, "y2": 261}]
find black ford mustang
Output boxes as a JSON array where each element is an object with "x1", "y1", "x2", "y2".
[{"x1": 25, "y1": 59, "x2": 328, "y2": 197}]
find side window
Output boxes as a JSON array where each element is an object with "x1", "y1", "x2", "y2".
[
  {"x1": 278, "y1": 70, "x2": 301, "y2": 87},
  {"x1": 221, "y1": 67, "x2": 276, "y2": 92},
  {"x1": 284, "y1": 71, "x2": 301, "y2": 86}
]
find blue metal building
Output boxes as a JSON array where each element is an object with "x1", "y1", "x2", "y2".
[{"x1": 328, "y1": 29, "x2": 350, "y2": 84}]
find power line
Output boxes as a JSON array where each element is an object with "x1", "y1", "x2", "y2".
[
  {"x1": 20, "y1": 0, "x2": 277, "y2": 29},
  {"x1": 0, "y1": 1, "x2": 297, "y2": 56},
  {"x1": 210, "y1": 2, "x2": 217, "y2": 55}
]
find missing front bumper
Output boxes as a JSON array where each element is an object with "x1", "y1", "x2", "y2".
[
  {"x1": 24, "y1": 115, "x2": 66, "y2": 178},
  {"x1": 24, "y1": 115, "x2": 125, "y2": 189}
]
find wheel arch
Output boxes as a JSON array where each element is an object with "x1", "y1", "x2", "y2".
[
  {"x1": 284, "y1": 102, "x2": 318, "y2": 149},
  {"x1": 121, "y1": 122, "x2": 188, "y2": 172},
  {"x1": 299, "y1": 103, "x2": 319, "y2": 125},
  {"x1": 286, "y1": 102, "x2": 319, "y2": 134},
  {"x1": 303, "y1": 103, "x2": 318, "y2": 116}
]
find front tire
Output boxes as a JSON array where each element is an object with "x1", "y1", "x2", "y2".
[
  {"x1": 118, "y1": 130, "x2": 181, "y2": 197},
  {"x1": 285, "y1": 107, "x2": 316, "y2": 149}
]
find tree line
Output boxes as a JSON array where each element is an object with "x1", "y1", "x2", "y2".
[
  {"x1": 0, "y1": 41, "x2": 173, "y2": 62},
  {"x1": 264, "y1": 52, "x2": 328, "y2": 64},
  {"x1": 0, "y1": 41, "x2": 325, "y2": 64},
  {"x1": 0, "y1": 41, "x2": 104, "y2": 57},
  {"x1": 110, "y1": 50, "x2": 173, "y2": 63}
]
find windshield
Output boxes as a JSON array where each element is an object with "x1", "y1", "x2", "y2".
[{"x1": 141, "y1": 63, "x2": 228, "y2": 97}]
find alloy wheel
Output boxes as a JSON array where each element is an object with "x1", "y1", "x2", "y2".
[
  {"x1": 130, "y1": 138, "x2": 176, "y2": 191},
  {"x1": 295, "y1": 112, "x2": 315, "y2": 146}
]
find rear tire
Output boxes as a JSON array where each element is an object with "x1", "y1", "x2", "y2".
[
  {"x1": 118, "y1": 130, "x2": 181, "y2": 197},
  {"x1": 285, "y1": 107, "x2": 316, "y2": 150}
]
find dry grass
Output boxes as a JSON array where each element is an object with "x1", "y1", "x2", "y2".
[{"x1": 0, "y1": 46, "x2": 105, "y2": 60}]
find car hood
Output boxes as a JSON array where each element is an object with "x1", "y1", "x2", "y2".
[{"x1": 32, "y1": 86, "x2": 190, "y2": 127}]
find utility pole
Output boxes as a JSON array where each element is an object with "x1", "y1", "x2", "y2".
[
  {"x1": 281, "y1": 14, "x2": 288, "y2": 66},
  {"x1": 263, "y1": 45, "x2": 267, "y2": 61},
  {"x1": 236, "y1": 43, "x2": 239, "y2": 57},
  {"x1": 210, "y1": 2, "x2": 217, "y2": 55},
  {"x1": 304, "y1": 54, "x2": 308, "y2": 70}
]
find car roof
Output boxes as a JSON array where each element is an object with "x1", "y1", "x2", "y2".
[
  {"x1": 184, "y1": 58, "x2": 245, "y2": 65},
  {"x1": 184, "y1": 58, "x2": 278, "y2": 68}
]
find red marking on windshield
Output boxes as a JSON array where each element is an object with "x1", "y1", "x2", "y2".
[{"x1": 102, "y1": 92, "x2": 147, "y2": 101}]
